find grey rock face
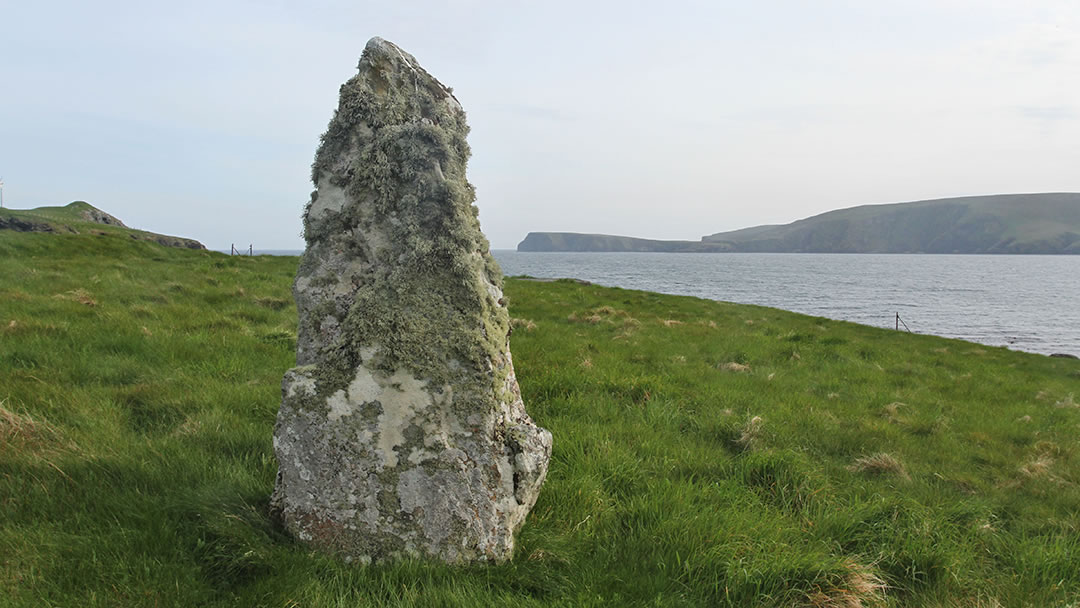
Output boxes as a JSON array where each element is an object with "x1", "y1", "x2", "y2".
[
  {"x1": 80, "y1": 207, "x2": 127, "y2": 227},
  {"x1": 271, "y1": 37, "x2": 551, "y2": 564}
]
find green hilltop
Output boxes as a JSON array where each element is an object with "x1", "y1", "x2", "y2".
[
  {"x1": 519, "y1": 193, "x2": 1080, "y2": 254},
  {"x1": 2, "y1": 230, "x2": 1079, "y2": 606},
  {"x1": 0, "y1": 201, "x2": 205, "y2": 250}
]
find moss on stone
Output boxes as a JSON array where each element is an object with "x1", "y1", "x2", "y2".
[
  {"x1": 275, "y1": 37, "x2": 551, "y2": 565},
  {"x1": 299, "y1": 37, "x2": 510, "y2": 407}
]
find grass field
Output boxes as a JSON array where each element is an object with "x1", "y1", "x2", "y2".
[{"x1": 2, "y1": 231, "x2": 1079, "y2": 606}]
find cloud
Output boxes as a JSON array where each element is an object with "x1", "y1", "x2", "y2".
[{"x1": 1015, "y1": 106, "x2": 1076, "y2": 122}]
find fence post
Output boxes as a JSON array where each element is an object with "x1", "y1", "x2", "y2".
[{"x1": 895, "y1": 313, "x2": 911, "y2": 332}]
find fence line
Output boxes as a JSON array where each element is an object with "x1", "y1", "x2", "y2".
[{"x1": 895, "y1": 312, "x2": 912, "y2": 332}]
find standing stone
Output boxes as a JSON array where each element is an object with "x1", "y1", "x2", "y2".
[{"x1": 270, "y1": 37, "x2": 552, "y2": 564}]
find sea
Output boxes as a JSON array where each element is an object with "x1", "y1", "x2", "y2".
[
  {"x1": 492, "y1": 251, "x2": 1080, "y2": 357},
  {"x1": 230, "y1": 249, "x2": 1080, "y2": 356}
]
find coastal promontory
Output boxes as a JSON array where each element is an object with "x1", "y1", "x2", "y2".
[{"x1": 519, "y1": 193, "x2": 1080, "y2": 254}]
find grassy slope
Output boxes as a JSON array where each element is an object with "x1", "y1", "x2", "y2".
[
  {"x1": 3, "y1": 200, "x2": 105, "y2": 223},
  {"x1": 702, "y1": 193, "x2": 1080, "y2": 254},
  {"x1": 2, "y1": 232, "x2": 1080, "y2": 607},
  {"x1": 0, "y1": 201, "x2": 204, "y2": 248}
]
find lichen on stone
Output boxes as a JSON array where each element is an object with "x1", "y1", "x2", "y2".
[{"x1": 271, "y1": 36, "x2": 551, "y2": 565}]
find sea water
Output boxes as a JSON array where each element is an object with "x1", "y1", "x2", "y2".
[{"x1": 493, "y1": 251, "x2": 1080, "y2": 356}]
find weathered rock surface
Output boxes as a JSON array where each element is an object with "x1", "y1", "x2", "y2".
[
  {"x1": 270, "y1": 37, "x2": 552, "y2": 564},
  {"x1": 80, "y1": 206, "x2": 127, "y2": 227},
  {"x1": 0, "y1": 215, "x2": 62, "y2": 233}
]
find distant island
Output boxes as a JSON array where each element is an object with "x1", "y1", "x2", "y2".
[{"x1": 518, "y1": 193, "x2": 1080, "y2": 254}]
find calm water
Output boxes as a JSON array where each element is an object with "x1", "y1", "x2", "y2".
[{"x1": 492, "y1": 251, "x2": 1080, "y2": 356}]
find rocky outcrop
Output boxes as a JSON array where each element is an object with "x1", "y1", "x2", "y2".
[
  {"x1": 0, "y1": 215, "x2": 64, "y2": 233},
  {"x1": 80, "y1": 206, "x2": 127, "y2": 227},
  {"x1": 270, "y1": 37, "x2": 551, "y2": 565},
  {"x1": 130, "y1": 233, "x2": 205, "y2": 250}
]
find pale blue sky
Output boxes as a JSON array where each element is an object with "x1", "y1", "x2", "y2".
[{"x1": 2, "y1": 0, "x2": 1077, "y2": 249}]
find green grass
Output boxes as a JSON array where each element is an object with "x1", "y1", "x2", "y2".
[
  {"x1": 2, "y1": 201, "x2": 127, "y2": 233},
  {"x1": 2, "y1": 231, "x2": 1079, "y2": 606},
  {"x1": 0, "y1": 201, "x2": 202, "y2": 248}
]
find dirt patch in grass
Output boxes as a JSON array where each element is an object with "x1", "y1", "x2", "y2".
[{"x1": 720, "y1": 362, "x2": 751, "y2": 373}]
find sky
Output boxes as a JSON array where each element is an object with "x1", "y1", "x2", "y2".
[{"x1": 1, "y1": 1, "x2": 1078, "y2": 250}]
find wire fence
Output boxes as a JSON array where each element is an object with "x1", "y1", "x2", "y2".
[{"x1": 895, "y1": 312, "x2": 912, "y2": 332}]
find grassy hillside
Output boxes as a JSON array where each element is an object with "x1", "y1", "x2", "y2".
[
  {"x1": 3, "y1": 231, "x2": 1080, "y2": 606},
  {"x1": 702, "y1": 193, "x2": 1080, "y2": 254},
  {"x1": 519, "y1": 193, "x2": 1080, "y2": 254},
  {"x1": 0, "y1": 201, "x2": 205, "y2": 249}
]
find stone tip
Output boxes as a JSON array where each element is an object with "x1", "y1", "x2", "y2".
[
  {"x1": 361, "y1": 36, "x2": 414, "y2": 66},
  {"x1": 365, "y1": 36, "x2": 390, "y2": 52},
  {"x1": 355, "y1": 36, "x2": 461, "y2": 110}
]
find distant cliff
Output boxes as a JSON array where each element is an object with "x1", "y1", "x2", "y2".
[
  {"x1": 518, "y1": 193, "x2": 1080, "y2": 254},
  {"x1": 517, "y1": 232, "x2": 731, "y2": 253}
]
